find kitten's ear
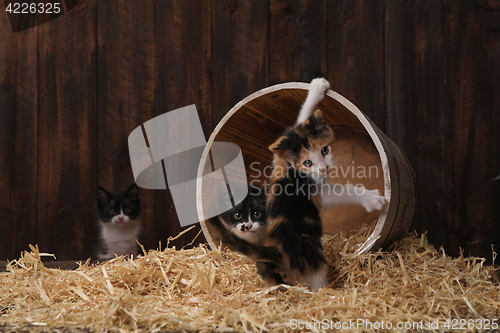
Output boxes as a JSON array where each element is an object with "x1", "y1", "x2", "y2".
[
  {"x1": 125, "y1": 183, "x2": 139, "y2": 198},
  {"x1": 97, "y1": 186, "x2": 111, "y2": 206},
  {"x1": 313, "y1": 109, "x2": 324, "y2": 119},
  {"x1": 308, "y1": 110, "x2": 330, "y2": 135},
  {"x1": 269, "y1": 136, "x2": 295, "y2": 161}
]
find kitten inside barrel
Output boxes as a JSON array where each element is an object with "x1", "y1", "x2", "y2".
[
  {"x1": 292, "y1": 78, "x2": 386, "y2": 211},
  {"x1": 96, "y1": 184, "x2": 142, "y2": 260},
  {"x1": 211, "y1": 184, "x2": 267, "y2": 245},
  {"x1": 209, "y1": 78, "x2": 386, "y2": 290},
  {"x1": 210, "y1": 110, "x2": 333, "y2": 290}
]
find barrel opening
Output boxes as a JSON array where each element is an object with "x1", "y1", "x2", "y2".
[{"x1": 197, "y1": 83, "x2": 415, "y2": 253}]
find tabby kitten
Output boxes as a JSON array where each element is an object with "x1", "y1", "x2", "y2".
[{"x1": 96, "y1": 184, "x2": 142, "y2": 260}]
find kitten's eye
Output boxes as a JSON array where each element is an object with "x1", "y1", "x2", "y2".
[
  {"x1": 109, "y1": 209, "x2": 116, "y2": 214},
  {"x1": 303, "y1": 160, "x2": 312, "y2": 167},
  {"x1": 124, "y1": 208, "x2": 130, "y2": 214},
  {"x1": 233, "y1": 212, "x2": 242, "y2": 220},
  {"x1": 253, "y1": 211, "x2": 261, "y2": 218},
  {"x1": 321, "y1": 146, "x2": 329, "y2": 156}
]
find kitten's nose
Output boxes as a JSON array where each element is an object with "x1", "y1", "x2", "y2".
[
  {"x1": 240, "y1": 224, "x2": 252, "y2": 231},
  {"x1": 318, "y1": 165, "x2": 327, "y2": 173},
  {"x1": 118, "y1": 216, "x2": 124, "y2": 221}
]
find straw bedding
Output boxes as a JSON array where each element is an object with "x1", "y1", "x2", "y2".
[{"x1": 0, "y1": 225, "x2": 498, "y2": 333}]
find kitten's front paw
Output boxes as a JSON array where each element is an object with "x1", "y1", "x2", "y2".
[
  {"x1": 310, "y1": 78, "x2": 330, "y2": 95},
  {"x1": 361, "y1": 189, "x2": 387, "y2": 212}
]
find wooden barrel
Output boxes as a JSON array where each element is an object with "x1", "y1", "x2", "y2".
[{"x1": 197, "y1": 82, "x2": 416, "y2": 253}]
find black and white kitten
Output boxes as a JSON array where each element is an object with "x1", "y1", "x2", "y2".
[
  {"x1": 214, "y1": 185, "x2": 267, "y2": 244},
  {"x1": 96, "y1": 184, "x2": 142, "y2": 260}
]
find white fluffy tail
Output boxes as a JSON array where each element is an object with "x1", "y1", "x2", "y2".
[{"x1": 296, "y1": 78, "x2": 331, "y2": 125}]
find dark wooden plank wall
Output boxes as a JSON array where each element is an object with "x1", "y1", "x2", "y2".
[
  {"x1": 96, "y1": 0, "x2": 158, "y2": 255},
  {"x1": 155, "y1": 0, "x2": 213, "y2": 249},
  {"x1": 0, "y1": 3, "x2": 38, "y2": 260},
  {"x1": 0, "y1": 0, "x2": 499, "y2": 262},
  {"x1": 37, "y1": 0, "x2": 97, "y2": 260},
  {"x1": 445, "y1": 0, "x2": 500, "y2": 257},
  {"x1": 385, "y1": 1, "x2": 448, "y2": 252}
]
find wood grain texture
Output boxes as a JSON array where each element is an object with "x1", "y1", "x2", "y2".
[
  {"x1": 445, "y1": 0, "x2": 500, "y2": 259},
  {"x1": 37, "y1": 0, "x2": 96, "y2": 260},
  {"x1": 212, "y1": 0, "x2": 270, "y2": 123},
  {"x1": 269, "y1": 0, "x2": 327, "y2": 84},
  {"x1": 97, "y1": 0, "x2": 158, "y2": 253},
  {"x1": 64, "y1": 0, "x2": 81, "y2": 12},
  {"x1": 154, "y1": 0, "x2": 212, "y2": 249},
  {"x1": 0, "y1": 2, "x2": 38, "y2": 260},
  {"x1": 385, "y1": 1, "x2": 448, "y2": 252},
  {"x1": 327, "y1": 0, "x2": 385, "y2": 130}
]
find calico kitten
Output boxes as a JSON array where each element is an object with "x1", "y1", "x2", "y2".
[
  {"x1": 96, "y1": 184, "x2": 142, "y2": 260},
  {"x1": 294, "y1": 78, "x2": 385, "y2": 212},
  {"x1": 210, "y1": 111, "x2": 331, "y2": 290},
  {"x1": 210, "y1": 78, "x2": 386, "y2": 290}
]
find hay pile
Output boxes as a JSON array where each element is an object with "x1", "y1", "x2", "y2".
[{"x1": 0, "y1": 226, "x2": 498, "y2": 332}]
